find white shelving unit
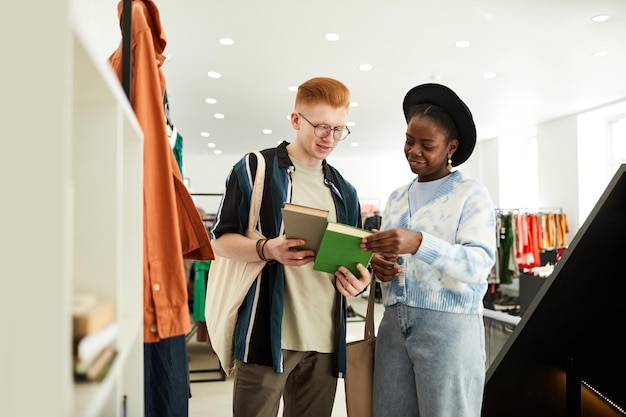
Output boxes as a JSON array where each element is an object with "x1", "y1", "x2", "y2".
[{"x1": 1, "y1": 1, "x2": 143, "y2": 416}]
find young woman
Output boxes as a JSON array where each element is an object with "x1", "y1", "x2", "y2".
[{"x1": 363, "y1": 83, "x2": 496, "y2": 417}]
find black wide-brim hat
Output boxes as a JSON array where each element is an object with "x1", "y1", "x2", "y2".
[{"x1": 402, "y1": 83, "x2": 476, "y2": 167}]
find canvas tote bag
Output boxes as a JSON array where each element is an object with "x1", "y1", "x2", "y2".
[
  {"x1": 205, "y1": 151, "x2": 266, "y2": 376},
  {"x1": 345, "y1": 287, "x2": 376, "y2": 417}
]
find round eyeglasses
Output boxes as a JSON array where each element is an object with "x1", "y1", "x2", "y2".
[{"x1": 298, "y1": 113, "x2": 351, "y2": 141}]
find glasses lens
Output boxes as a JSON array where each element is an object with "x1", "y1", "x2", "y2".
[
  {"x1": 335, "y1": 127, "x2": 350, "y2": 141},
  {"x1": 314, "y1": 125, "x2": 332, "y2": 138}
]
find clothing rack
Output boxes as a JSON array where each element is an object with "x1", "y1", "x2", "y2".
[
  {"x1": 121, "y1": 0, "x2": 132, "y2": 100},
  {"x1": 186, "y1": 261, "x2": 226, "y2": 383},
  {"x1": 190, "y1": 193, "x2": 224, "y2": 197},
  {"x1": 495, "y1": 207, "x2": 563, "y2": 214},
  {"x1": 190, "y1": 193, "x2": 223, "y2": 225},
  {"x1": 490, "y1": 206, "x2": 569, "y2": 289},
  {"x1": 186, "y1": 322, "x2": 226, "y2": 383},
  {"x1": 185, "y1": 193, "x2": 226, "y2": 382},
  {"x1": 163, "y1": 89, "x2": 172, "y2": 128}
]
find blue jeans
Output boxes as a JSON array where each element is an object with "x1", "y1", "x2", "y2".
[{"x1": 373, "y1": 304, "x2": 486, "y2": 417}]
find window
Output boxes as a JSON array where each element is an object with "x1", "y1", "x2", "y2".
[
  {"x1": 577, "y1": 101, "x2": 626, "y2": 224},
  {"x1": 608, "y1": 115, "x2": 626, "y2": 176}
]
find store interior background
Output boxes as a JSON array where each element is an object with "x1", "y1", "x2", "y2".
[
  {"x1": 4, "y1": 1, "x2": 626, "y2": 415},
  {"x1": 79, "y1": 0, "x2": 626, "y2": 246}
]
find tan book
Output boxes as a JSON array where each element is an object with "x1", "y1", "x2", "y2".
[
  {"x1": 73, "y1": 297, "x2": 116, "y2": 340},
  {"x1": 282, "y1": 203, "x2": 329, "y2": 251}
]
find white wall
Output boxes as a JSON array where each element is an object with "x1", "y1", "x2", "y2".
[
  {"x1": 458, "y1": 147, "x2": 480, "y2": 179},
  {"x1": 182, "y1": 150, "x2": 416, "y2": 216},
  {"x1": 73, "y1": 0, "x2": 624, "y2": 244},
  {"x1": 78, "y1": 0, "x2": 624, "y2": 244},
  {"x1": 183, "y1": 141, "x2": 493, "y2": 221},
  {"x1": 181, "y1": 98, "x2": 625, "y2": 241},
  {"x1": 327, "y1": 152, "x2": 415, "y2": 212},
  {"x1": 71, "y1": 0, "x2": 121, "y2": 61},
  {"x1": 475, "y1": 138, "x2": 500, "y2": 205},
  {"x1": 182, "y1": 154, "x2": 239, "y2": 214},
  {"x1": 536, "y1": 115, "x2": 580, "y2": 237},
  {"x1": 182, "y1": 137, "x2": 489, "y2": 218}
]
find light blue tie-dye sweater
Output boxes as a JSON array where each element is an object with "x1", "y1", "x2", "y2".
[{"x1": 380, "y1": 170, "x2": 496, "y2": 315}]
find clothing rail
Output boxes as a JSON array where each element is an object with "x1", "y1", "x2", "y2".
[
  {"x1": 190, "y1": 193, "x2": 223, "y2": 197},
  {"x1": 121, "y1": 0, "x2": 132, "y2": 100},
  {"x1": 495, "y1": 207, "x2": 563, "y2": 214}
]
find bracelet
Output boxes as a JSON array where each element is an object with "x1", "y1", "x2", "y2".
[
  {"x1": 255, "y1": 239, "x2": 266, "y2": 261},
  {"x1": 260, "y1": 238, "x2": 272, "y2": 262}
]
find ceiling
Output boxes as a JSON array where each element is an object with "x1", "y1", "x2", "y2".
[{"x1": 154, "y1": 0, "x2": 626, "y2": 159}]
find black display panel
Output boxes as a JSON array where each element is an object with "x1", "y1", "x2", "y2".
[{"x1": 482, "y1": 165, "x2": 626, "y2": 417}]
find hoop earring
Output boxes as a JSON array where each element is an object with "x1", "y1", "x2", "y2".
[{"x1": 447, "y1": 154, "x2": 452, "y2": 171}]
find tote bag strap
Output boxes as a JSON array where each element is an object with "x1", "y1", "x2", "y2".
[
  {"x1": 248, "y1": 151, "x2": 266, "y2": 232},
  {"x1": 364, "y1": 284, "x2": 375, "y2": 339}
]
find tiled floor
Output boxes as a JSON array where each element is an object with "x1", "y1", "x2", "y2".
[{"x1": 187, "y1": 292, "x2": 384, "y2": 417}]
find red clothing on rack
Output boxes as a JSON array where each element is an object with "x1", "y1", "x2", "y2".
[{"x1": 515, "y1": 213, "x2": 541, "y2": 270}]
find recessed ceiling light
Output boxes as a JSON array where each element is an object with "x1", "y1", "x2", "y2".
[
  {"x1": 207, "y1": 71, "x2": 221, "y2": 78},
  {"x1": 592, "y1": 50, "x2": 609, "y2": 57},
  {"x1": 213, "y1": 149, "x2": 222, "y2": 155},
  {"x1": 288, "y1": 85, "x2": 298, "y2": 92},
  {"x1": 214, "y1": 113, "x2": 224, "y2": 119},
  {"x1": 346, "y1": 121, "x2": 355, "y2": 127},
  {"x1": 455, "y1": 40, "x2": 470, "y2": 48},
  {"x1": 219, "y1": 38, "x2": 234, "y2": 46},
  {"x1": 207, "y1": 143, "x2": 216, "y2": 148},
  {"x1": 324, "y1": 33, "x2": 340, "y2": 41},
  {"x1": 263, "y1": 129, "x2": 272, "y2": 134},
  {"x1": 205, "y1": 98, "x2": 217, "y2": 104},
  {"x1": 350, "y1": 102, "x2": 359, "y2": 108},
  {"x1": 350, "y1": 142, "x2": 359, "y2": 147},
  {"x1": 359, "y1": 64, "x2": 373, "y2": 71},
  {"x1": 200, "y1": 132, "x2": 210, "y2": 137},
  {"x1": 482, "y1": 72, "x2": 497, "y2": 79},
  {"x1": 591, "y1": 15, "x2": 610, "y2": 23}
]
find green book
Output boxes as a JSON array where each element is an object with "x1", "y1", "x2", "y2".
[{"x1": 313, "y1": 222, "x2": 373, "y2": 277}]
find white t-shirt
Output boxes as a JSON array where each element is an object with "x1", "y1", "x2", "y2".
[{"x1": 282, "y1": 157, "x2": 338, "y2": 353}]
